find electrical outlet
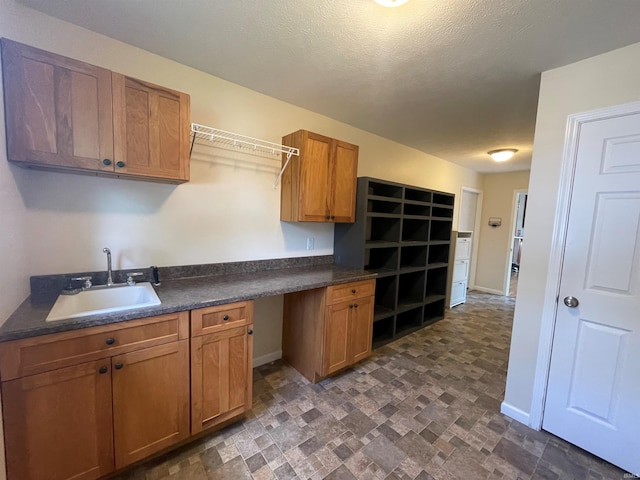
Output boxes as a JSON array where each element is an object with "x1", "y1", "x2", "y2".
[{"x1": 306, "y1": 237, "x2": 315, "y2": 250}]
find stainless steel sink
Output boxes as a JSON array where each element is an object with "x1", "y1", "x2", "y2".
[{"x1": 46, "y1": 282, "x2": 161, "y2": 322}]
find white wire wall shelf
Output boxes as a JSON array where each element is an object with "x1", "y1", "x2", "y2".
[{"x1": 190, "y1": 123, "x2": 299, "y2": 187}]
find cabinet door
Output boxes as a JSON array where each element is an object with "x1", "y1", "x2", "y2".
[
  {"x1": 111, "y1": 340, "x2": 190, "y2": 468},
  {"x1": 330, "y1": 140, "x2": 358, "y2": 223},
  {"x1": 191, "y1": 325, "x2": 253, "y2": 433},
  {"x1": 112, "y1": 73, "x2": 190, "y2": 182},
  {"x1": 1, "y1": 39, "x2": 114, "y2": 171},
  {"x1": 349, "y1": 295, "x2": 374, "y2": 364},
  {"x1": 298, "y1": 132, "x2": 333, "y2": 221},
  {"x1": 322, "y1": 302, "x2": 351, "y2": 376},
  {"x1": 2, "y1": 360, "x2": 114, "y2": 480},
  {"x1": 450, "y1": 280, "x2": 467, "y2": 307}
]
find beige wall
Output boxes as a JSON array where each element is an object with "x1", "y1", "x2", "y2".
[
  {"x1": 0, "y1": 2, "x2": 481, "y2": 476},
  {"x1": 0, "y1": 0, "x2": 481, "y2": 350},
  {"x1": 474, "y1": 171, "x2": 530, "y2": 294},
  {"x1": 503, "y1": 40, "x2": 640, "y2": 420}
]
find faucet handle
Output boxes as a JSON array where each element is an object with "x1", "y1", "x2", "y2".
[
  {"x1": 72, "y1": 276, "x2": 92, "y2": 290},
  {"x1": 126, "y1": 272, "x2": 143, "y2": 286}
]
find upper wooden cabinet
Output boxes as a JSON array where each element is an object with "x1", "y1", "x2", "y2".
[
  {"x1": 1, "y1": 39, "x2": 190, "y2": 184},
  {"x1": 112, "y1": 74, "x2": 190, "y2": 182},
  {"x1": 280, "y1": 130, "x2": 358, "y2": 223}
]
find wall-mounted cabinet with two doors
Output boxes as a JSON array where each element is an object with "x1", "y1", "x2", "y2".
[
  {"x1": 334, "y1": 177, "x2": 454, "y2": 347},
  {"x1": 1, "y1": 39, "x2": 190, "y2": 184}
]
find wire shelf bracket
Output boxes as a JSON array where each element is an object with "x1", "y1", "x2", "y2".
[{"x1": 190, "y1": 123, "x2": 299, "y2": 188}]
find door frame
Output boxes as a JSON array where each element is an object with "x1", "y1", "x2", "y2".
[
  {"x1": 529, "y1": 100, "x2": 640, "y2": 429},
  {"x1": 459, "y1": 186, "x2": 483, "y2": 289},
  {"x1": 504, "y1": 189, "x2": 527, "y2": 296}
]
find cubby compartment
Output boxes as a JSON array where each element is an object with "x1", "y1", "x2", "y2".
[
  {"x1": 402, "y1": 219, "x2": 429, "y2": 242},
  {"x1": 400, "y1": 245, "x2": 427, "y2": 270},
  {"x1": 372, "y1": 316, "x2": 395, "y2": 347},
  {"x1": 397, "y1": 271, "x2": 426, "y2": 310},
  {"x1": 365, "y1": 247, "x2": 399, "y2": 273},
  {"x1": 429, "y1": 220, "x2": 452, "y2": 242},
  {"x1": 368, "y1": 181, "x2": 402, "y2": 199},
  {"x1": 433, "y1": 192, "x2": 455, "y2": 206},
  {"x1": 404, "y1": 188, "x2": 432, "y2": 203},
  {"x1": 403, "y1": 202, "x2": 431, "y2": 217},
  {"x1": 366, "y1": 216, "x2": 401, "y2": 243},
  {"x1": 367, "y1": 199, "x2": 401, "y2": 215},
  {"x1": 428, "y1": 243, "x2": 450, "y2": 266},
  {"x1": 396, "y1": 307, "x2": 423, "y2": 335},
  {"x1": 423, "y1": 299, "x2": 445, "y2": 325},
  {"x1": 374, "y1": 275, "x2": 397, "y2": 316},
  {"x1": 432, "y1": 206, "x2": 453, "y2": 219},
  {"x1": 425, "y1": 267, "x2": 448, "y2": 298}
]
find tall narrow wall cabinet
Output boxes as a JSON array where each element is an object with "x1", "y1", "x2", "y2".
[{"x1": 334, "y1": 177, "x2": 454, "y2": 348}]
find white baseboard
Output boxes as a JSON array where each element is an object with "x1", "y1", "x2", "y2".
[
  {"x1": 253, "y1": 350, "x2": 282, "y2": 368},
  {"x1": 473, "y1": 286, "x2": 505, "y2": 296},
  {"x1": 501, "y1": 401, "x2": 531, "y2": 426}
]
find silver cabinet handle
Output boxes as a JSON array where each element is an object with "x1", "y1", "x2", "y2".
[{"x1": 563, "y1": 296, "x2": 579, "y2": 308}]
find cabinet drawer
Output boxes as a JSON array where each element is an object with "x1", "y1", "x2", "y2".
[
  {"x1": 452, "y1": 259, "x2": 469, "y2": 282},
  {"x1": 326, "y1": 280, "x2": 375, "y2": 305},
  {"x1": 455, "y1": 238, "x2": 472, "y2": 260},
  {"x1": 191, "y1": 301, "x2": 254, "y2": 337},
  {"x1": 0, "y1": 312, "x2": 189, "y2": 381},
  {"x1": 450, "y1": 280, "x2": 467, "y2": 307}
]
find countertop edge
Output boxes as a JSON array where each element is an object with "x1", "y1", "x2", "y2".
[{"x1": 0, "y1": 266, "x2": 376, "y2": 343}]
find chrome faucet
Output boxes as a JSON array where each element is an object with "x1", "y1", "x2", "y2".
[{"x1": 103, "y1": 247, "x2": 114, "y2": 286}]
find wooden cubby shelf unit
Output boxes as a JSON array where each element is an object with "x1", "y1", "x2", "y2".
[{"x1": 334, "y1": 177, "x2": 454, "y2": 348}]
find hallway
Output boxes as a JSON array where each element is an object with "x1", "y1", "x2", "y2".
[{"x1": 117, "y1": 292, "x2": 626, "y2": 479}]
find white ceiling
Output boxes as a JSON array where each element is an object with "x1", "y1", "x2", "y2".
[{"x1": 18, "y1": 0, "x2": 640, "y2": 173}]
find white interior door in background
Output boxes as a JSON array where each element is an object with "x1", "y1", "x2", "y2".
[{"x1": 543, "y1": 107, "x2": 640, "y2": 474}]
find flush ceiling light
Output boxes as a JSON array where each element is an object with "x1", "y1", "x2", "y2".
[
  {"x1": 374, "y1": 0, "x2": 410, "y2": 7},
  {"x1": 488, "y1": 149, "x2": 518, "y2": 162}
]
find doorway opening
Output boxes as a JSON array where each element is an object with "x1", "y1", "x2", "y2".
[
  {"x1": 507, "y1": 191, "x2": 527, "y2": 297},
  {"x1": 450, "y1": 187, "x2": 482, "y2": 307}
]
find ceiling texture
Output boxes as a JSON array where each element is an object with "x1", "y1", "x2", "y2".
[{"x1": 18, "y1": 0, "x2": 640, "y2": 172}]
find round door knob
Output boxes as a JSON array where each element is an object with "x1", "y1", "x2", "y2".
[
  {"x1": 116, "y1": 161, "x2": 125, "y2": 168},
  {"x1": 354, "y1": 304, "x2": 359, "y2": 308},
  {"x1": 247, "y1": 329, "x2": 253, "y2": 335},
  {"x1": 102, "y1": 159, "x2": 112, "y2": 166},
  {"x1": 563, "y1": 296, "x2": 579, "y2": 308},
  {"x1": 351, "y1": 289, "x2": 356, "y2": 294},
  {"x1": 105, "y1": 337, "x2": 116, "y2": 345},
  {"x1": 349, "y1": 304, "x2": 354, "y2": 309},
  {"x1": 114, "y1": 362, "x2": 124, "y2": 370},
  {"x1": 98, "y1": 366, "x2": 108, "y2": 374},
  {"x1": 223, "y1": 315, "x2": 229, "y2": 321}
]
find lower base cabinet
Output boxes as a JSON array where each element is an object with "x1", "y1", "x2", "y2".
[
  {"x1": 0, "y1": 312, "x2": 190, "y2": 480},
  {"x1": 0, "y1": 285, "x2": 368, "y2": 479},
  {"x1": 450, "y1": 280, "x2": 467, "y2": 307},
  {"x1": 283, "y1": 279, "x2": 375, "y2": 383},
  {"x1": 2, "y1": 360, "x2": 114, "y2": 480},
  {"x1": 112, "y1": 340, "x2": 190, "y2": 468},
  {"x1": 190, "y1": 301, "x2": 254, "y2": 434}
]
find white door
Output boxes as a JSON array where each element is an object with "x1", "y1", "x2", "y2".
[{"x1": 543, "y1": 111, "x2": 640, "y2": 474}]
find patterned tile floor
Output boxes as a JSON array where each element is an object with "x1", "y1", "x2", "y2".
[{"x1": 116, "y1": 291, "x2": 628, "y2": 480}]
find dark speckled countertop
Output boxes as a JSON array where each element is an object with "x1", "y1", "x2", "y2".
[{"x1": 0, "y1": 262, "x2": 376, "y2": 343}]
